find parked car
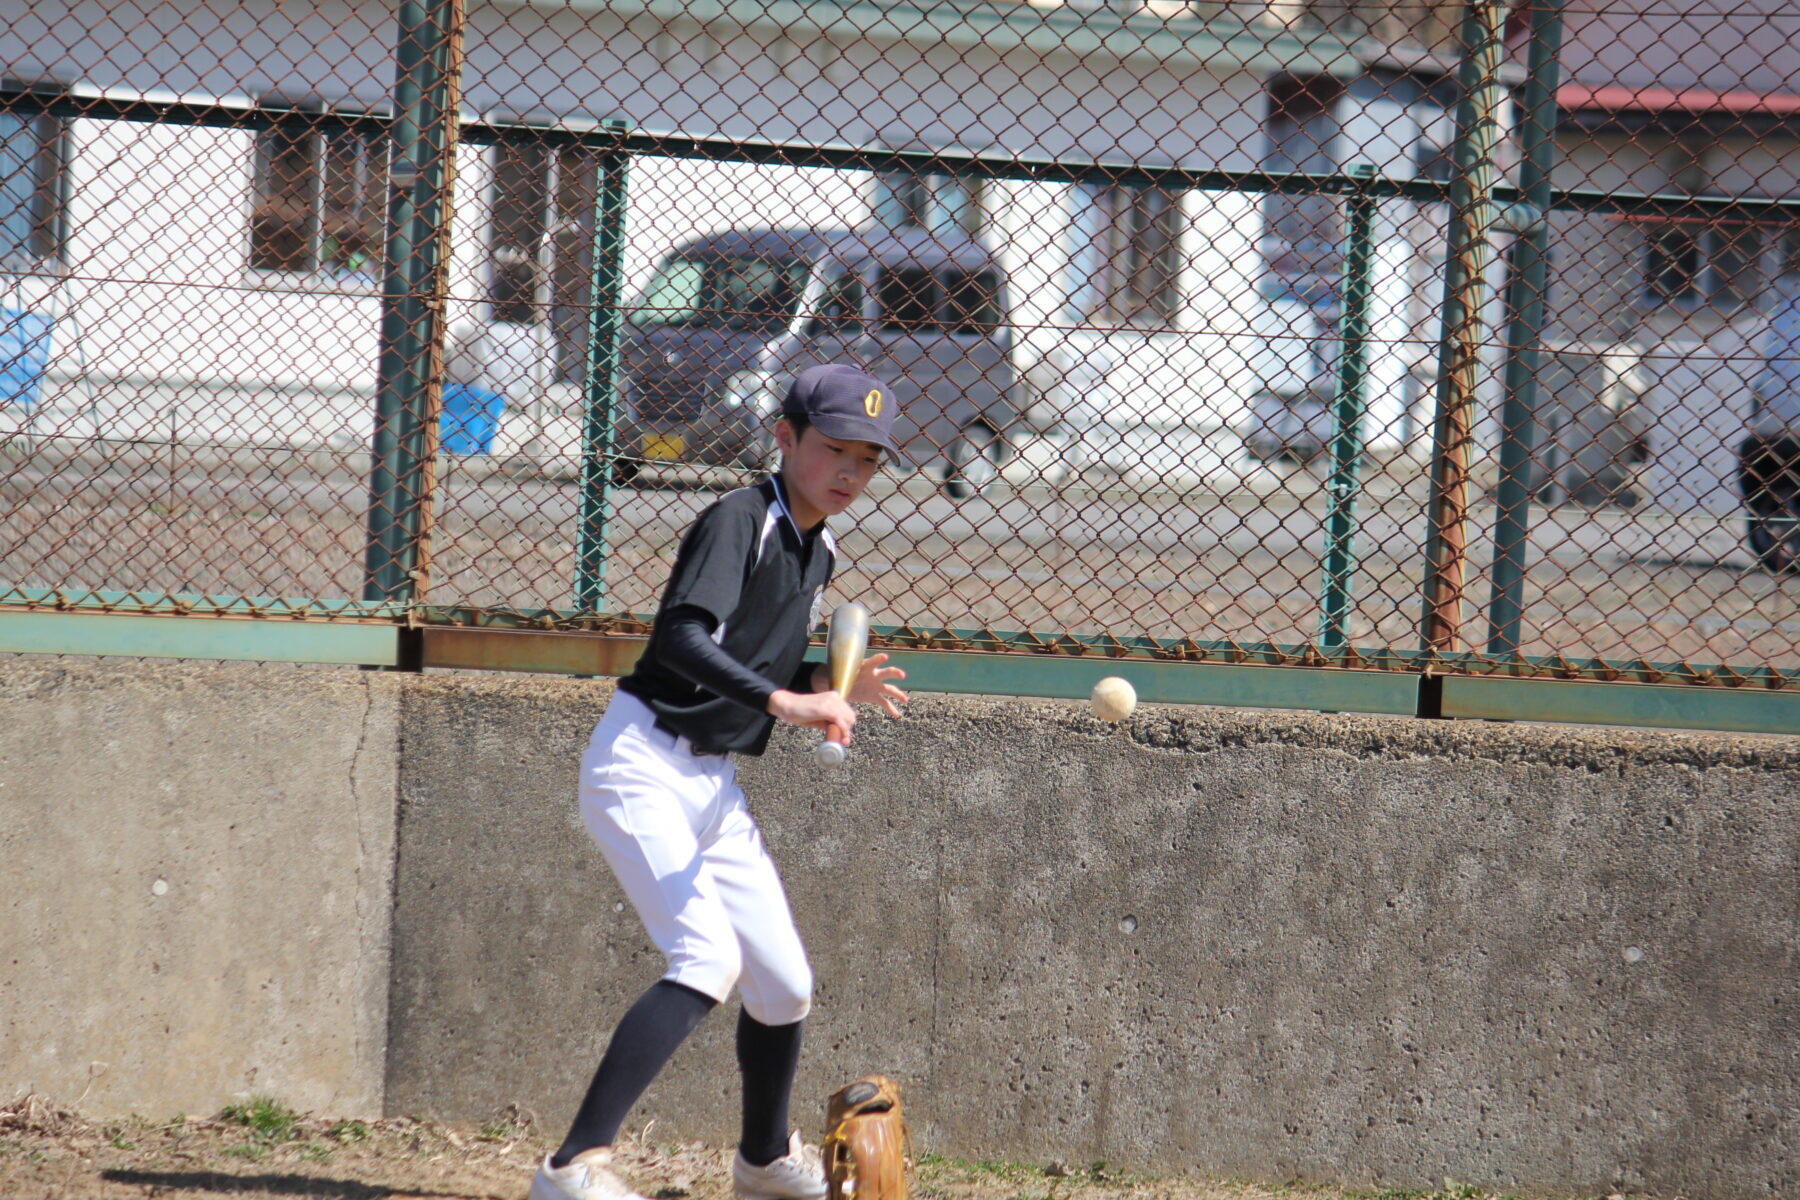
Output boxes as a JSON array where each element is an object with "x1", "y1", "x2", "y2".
[{"x1": 616, "y1": 227, "x2": 1025, "y2": 495}]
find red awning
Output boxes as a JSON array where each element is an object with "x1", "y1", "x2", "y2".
[
  {"x1": 1609, "y1": 213, "x2": 1794, "y2": 227},
  {"x1": 1559, "y1": 83, "x2": 1800, "y2": 117}
]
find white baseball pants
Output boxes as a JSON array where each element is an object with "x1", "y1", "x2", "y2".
[{"x1": 579, "y1": 689, "x2": 813, "y2": 1025}]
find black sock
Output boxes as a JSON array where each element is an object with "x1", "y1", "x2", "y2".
[
  {"x1": 552, "y1": 980, "x2": 718, "y2": 1168},
  {"x1": 737, "y1": 1008, "x2": 804, "y2": 1167}
]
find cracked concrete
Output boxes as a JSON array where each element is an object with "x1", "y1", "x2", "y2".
[{"x1": 4, "y1": 661, "x2": 1794, "y2": 1198}]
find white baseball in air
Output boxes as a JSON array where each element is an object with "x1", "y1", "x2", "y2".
[
  {"x1": 815, "y1": 740, "x2": 848, "y2": 767},
  {"x1": 1089, "y1": 676, "x2": 1137, "y2": 723}
]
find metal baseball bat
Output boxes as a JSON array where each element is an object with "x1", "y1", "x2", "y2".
[{"x1": 815, "y1": 601, "x2": 870, "y2": 766}]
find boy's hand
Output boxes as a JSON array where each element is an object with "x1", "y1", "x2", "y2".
[
  {"x1": 845, "y1": 652, "x2": 909, "y2": 718},
  {"x1": 767, "y1": 688, "x2": 858, "y2": 743}
]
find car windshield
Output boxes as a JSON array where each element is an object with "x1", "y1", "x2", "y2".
[{"x1": 629, "y1": 254, "x2": 808, "y2": 331}]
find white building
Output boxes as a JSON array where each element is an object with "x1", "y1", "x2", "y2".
[
  {"x1": 1545, "y1": 0, "x2": 1800, "y2": 514},
  {"x1": 1, "y1": 0, "x2": 1491, "y2": 483}
]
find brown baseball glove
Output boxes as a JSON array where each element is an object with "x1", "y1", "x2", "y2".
[{"x1": 823, "y1": 1076, "x2": 910, "y2": 1200}]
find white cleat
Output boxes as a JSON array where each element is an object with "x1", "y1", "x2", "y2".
[
  {"x1": 528, "y1": 1147, "x2": 651, "y2": 1200},
  {"x1": 732, "y1": 1131, "x2": 828, "y2": 1200}
]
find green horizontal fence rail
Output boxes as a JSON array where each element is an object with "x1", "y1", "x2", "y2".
[
  {"x1": 0, "y1": 610, "x2": 402, "y2": 667},
  {"x1": 5, "y1": 607, "x2": 1799, "y2": 736}
]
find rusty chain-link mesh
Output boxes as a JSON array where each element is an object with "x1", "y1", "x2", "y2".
[{"x1": 2, "y1": 0, "x2": 1798, "y2": 684}]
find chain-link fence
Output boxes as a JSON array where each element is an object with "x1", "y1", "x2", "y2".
[{"x1": 3, "y1": 0, "x2": 1799, "y2": 697}]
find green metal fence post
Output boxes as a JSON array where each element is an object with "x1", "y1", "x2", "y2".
[
  {"x1": 1319, "y1": 164, "x2": 1378, "y2": 653},
  {"x1": 1484, "y1": 0, "x2": 1567, "y2": 658},
  {"x1": 1418, "y1": 0, "x2": 1507, "y2": 655},
  {"x1": 364, "y1": 0, "x2": 464, "y2": 606},
  {"x1": 575, "y1": 126, "x2": 631, "y2": 615}
]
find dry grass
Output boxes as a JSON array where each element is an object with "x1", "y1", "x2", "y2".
[
  {"x1": 1, "y1": 1092, "x2": 547, "y2": 1200},
  {"x1": 0, "y1": 1094, "x2": 1619, "y2": 1200}
]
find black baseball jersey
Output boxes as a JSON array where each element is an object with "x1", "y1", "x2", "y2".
[{"x1": 618, "y1": 476, "x2": 834, "y2": 755}]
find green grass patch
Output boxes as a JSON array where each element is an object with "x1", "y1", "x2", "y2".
[
  {"x1": 327, "y1": 1119, "x2": 372, "y2": 1143},
  {"x1": 218, "y1": 1097, "x2": 303, "y2": 1144},
  {"x1": 479, "y1": 1116, "x2": 525, "y2": 1142}
]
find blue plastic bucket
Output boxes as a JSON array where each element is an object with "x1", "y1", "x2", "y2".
[
  {"x1": 1, "y1": 309, "x2": 53, "y2": 409},
  {"x1": 440, "y1": 383, "x2": 506, "y2": 455}
]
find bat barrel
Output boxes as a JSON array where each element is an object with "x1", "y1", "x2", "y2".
[{"x1": 825, "y1": 602, "x2": 872, "y2": 698}]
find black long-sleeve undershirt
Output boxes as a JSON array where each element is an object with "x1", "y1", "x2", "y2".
[{"x1": 659, "y1": 604, "x2": 820, "y2": 713}]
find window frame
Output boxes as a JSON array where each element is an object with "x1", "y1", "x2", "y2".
[
  {"x1": 873, "y1": 169, "x2": 987, "y2": 238},
  {"x1": 319, "y1": 126, "x2": 386, "y2": 276},
  {"x1": 1086, "y1": 182, "x2": 1184, "y2": 327},
  {"x1": 0, "y1": 81, "x2": 71, "y2": 270},
  {"x1": 247, "y1": 109, "x2": 387, "y2": 283},
  {"x1": 487, "y1": 141, "x2": 551, "y2": 324},
  {"x1": 1639, "y1": 216, "x2": 1769, "y2": 312},
  {"x1": 488, "y1": 139, "x2": 618, "y2": 377},
  {"x1": 1775, "y1": 226, "x2": 1800, "y2": 285}
]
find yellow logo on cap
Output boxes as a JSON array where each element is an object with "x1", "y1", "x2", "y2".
[{"x1": 864, "y1": 388, "x2": 884, "y2": 418}]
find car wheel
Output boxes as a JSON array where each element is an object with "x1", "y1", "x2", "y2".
[{"x1": 942, "y1": 422, "x2": 1001, "y2": 499}]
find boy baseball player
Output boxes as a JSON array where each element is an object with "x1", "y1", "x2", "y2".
[{"x1": 530, "y1": 364, "x2": 911, "y2": 1200}]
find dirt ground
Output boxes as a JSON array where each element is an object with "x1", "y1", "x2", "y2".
[
  {"x1": 7, "y1": 439, "x2": 1798, "y2": 672},
  {"x1": 0, "y1": 1094, "x2": 1597, "y2": 1200}
]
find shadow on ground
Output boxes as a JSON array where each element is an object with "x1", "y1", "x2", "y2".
[{"x1": 102, "y1": 1168, "x2": 491, "y2": 1199}]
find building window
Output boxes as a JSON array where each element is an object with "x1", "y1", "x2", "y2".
[
  {"x1": 1261, "y1": 74, "x2": 1345, "y2": 307},
  {"x1": 939, "y1": 176, "x2": 986, "y2": 239},
  {"x1": 249, "y1": 119, "x2": 385, "y2": 275},
  {"x1": 875, "y1": 170, "x2": 931, "y2": 230},
  {"x1": 320, "y1": 130, "x2": 385, "y2": 275},
  {"x1": 488, "y1": 143, "x2": 549, "y2": 323},
  {"x1": 1077, "y1": 182, "x2": 1183, "y2": 324},
  {"x1": 872, "y1": 170, "x2": 986, "y2": 239},
  {"x1": 1642, "y1": 220, "x2": 1764, "y2": 309},
  {"x1": 0, "y1": 87, "x2": 68, "y2": 266},
  {"x1": 489, "y1": 144, "x2": 610, "y2": 381}
]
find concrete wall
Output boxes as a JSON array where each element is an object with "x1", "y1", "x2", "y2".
[
  {"x1": 5, "y1": 659, "x2": 1798, "y2": 1198},
  {"x1": 0, "y1": 660, "x2": 399, "y2": 1116}
]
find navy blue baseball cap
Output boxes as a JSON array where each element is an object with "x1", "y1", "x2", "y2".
[{"x1": 781, "y1": 363, "x2": 901, "y2": 457}]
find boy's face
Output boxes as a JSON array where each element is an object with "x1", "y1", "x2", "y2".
[{"x1": 775, "y1": 419, "x2": 884, "y2": 526}]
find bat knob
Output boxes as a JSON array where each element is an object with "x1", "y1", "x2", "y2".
[{"x1": 814, "y1": 740, "x2": 848, "y2": 767}]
